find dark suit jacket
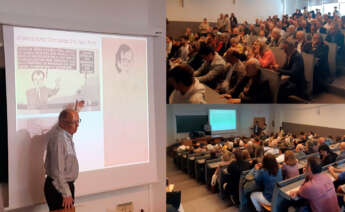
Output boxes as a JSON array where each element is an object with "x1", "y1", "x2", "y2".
[
  {"x1": 326, "y1": 31, "x2": 345, "y2": 54},
  {"x1": 303, "y1": 42, "x2": 330, "y2": 79},
  {"x1": 278, "y1": 51, "x2": 307, "y2": 97},
  {"x1": 230, "y1": 72, "x2": 272, "y2": 103}
]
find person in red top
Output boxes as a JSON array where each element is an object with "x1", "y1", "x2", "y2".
[
  {"x1": 289, "y1": 156, "x2": 340, "y2": 212},
  {"x1": 251, "y1": 40, "x2": 279, "y2": 70}
]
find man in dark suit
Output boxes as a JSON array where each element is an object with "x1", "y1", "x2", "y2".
[
  {"x1": 26, "y1": 70, "x2": 60, "y2": 109},
  {"x1": 303, "y1": 33, "x2": 330, "y2": 94},
  {"x1": 326, "y1": 24, "x2": 345, "y2": 55},
  {"x1": 229, "y1": 58, "x2": 272, "y2": 103},
  {"x1": 296, "y1": 31, "x2": 308, "y2": 53},
  {"x1": 278, "y1": 39, "x2": 307, "y2": 102}
]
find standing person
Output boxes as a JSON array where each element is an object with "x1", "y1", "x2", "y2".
[
  {"x1": 44, "y1": 108, "x2": 81, "y2": 211},
  {"x1": 199, "y1": 18, "x2": 210, "y2": 36},
  {"x1": 230, "y1": 13, "x2": 238, "y2": 29},
  {"x1": 253, "y1": 121, "x2": 261, "y2": 136}
]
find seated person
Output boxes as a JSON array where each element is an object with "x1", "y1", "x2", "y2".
[
  {"x1": 194, "y1": 45, "x2": 227, "y2": 89},
  {"x1": 168, "y1": 64, "x2": 207, "y2": 104},
  {"x1": 250, "y1": 154, "x2": 283, "y2": 211},
  {"x1": 277, "y1": 39, "x2": 307, "y2": 101},
  {"x1": 224, "y1": 149, "x2": 252, "y2": 205},
  {"x1": 337, "y1": 142, "x2": 345, "y2": 161},
  {"x1": 218, "y1": 50, "x2": 246, "y2": 94},
  {"x1": 295, "y1": 30, "x2": 309, "y2": 54},
  {"x1": 289, "y1": 156, "x2": 339, "y2": 212},
  {"x1": 267, "y1": 28, "x2": 283, "y2": 48},
  {"x1": 251, "y1": 40, "x2": 279, "y2": 70},
  {"x1": 187, "y1": 41, "x2": 204, "y2": 70},
  {"x1": 225, "y1": 58, "x2": 272, "y2": 103},
  {"x1": 257, "y1": 30, "x2": 268, "y2": 43},
  {"x1": 305, "y1": 140, "x2": 319, "y2": 154},
  {"x1": 319, "y1": 144, "x2": 337, "y2": 167},
  {"x1": 265, "y1": 139, "x2": 280, "y2": 155},
  {"x1": 282, "y1": 150, "x2": 299, "y2": 180},
  {"x1": 229, "y1": 37, "x2": 244, "y2": 54},
  {"x1": 303, "y1": 33, "x2": 330, "y2": 95},
  {"x1": 295, "y1": 144, "x2": 307, "y2": 159},
  {"x1": 211, "y1": 151, "x2": 233, "y2": 188}
]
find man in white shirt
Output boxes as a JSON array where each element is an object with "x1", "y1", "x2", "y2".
[
  {"x1": 168, "y1": 64, "x2": 207, "y2": 104},
  {"x1": 44, "y1": 108, "x2": 81, "y2": 211}
]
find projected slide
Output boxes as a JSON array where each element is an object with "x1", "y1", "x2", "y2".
[
  {"x1": 209, "y1": 109, "x2": 237, "y2": 132},
  {"x1": 11, "y1": 27, "x2": 149, "y2": 172}
]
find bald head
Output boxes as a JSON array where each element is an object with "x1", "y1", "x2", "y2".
[
  {"x1": 58, "y1": 109, "x2": 80, "y2": 135},
  {"x1": 296, "y1": 144, "x2": 304, "y2": 152}
]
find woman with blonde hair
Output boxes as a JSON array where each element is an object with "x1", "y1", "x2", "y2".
[
  {"x1": 251, "y1": 40, "x2": 279, "y2": 70},
  {"x1": 282, "y1": 150, "x2": 299, "y2": 179}
]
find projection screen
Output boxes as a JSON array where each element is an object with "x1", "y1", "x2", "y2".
[
  {"x1": 3, "y1": 25, "x2": 158, "y2": 209},
  {"x1": 209, "y1": 109, "x2": 237, "y2": 134}
]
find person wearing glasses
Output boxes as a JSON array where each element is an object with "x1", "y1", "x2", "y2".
[{"x1": 44, "y1": 108, "x2": 81, "y2": 211}]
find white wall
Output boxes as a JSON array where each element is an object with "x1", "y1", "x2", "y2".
[
  {"x1": 166, "y1": 104, "x2": 275, "y2": 146},
  {"x1": 0, "y1": 0, "x2": 166, "y2": 211},
  {"x1": 275, "y1": 104, "x2": 345, "y2": 130},
  {"x1": 285, "y1": 0, "x2": 308, "y2": 15},
  {"x1": 166, "y1": 0, "x2": 284, "y2": 23}
]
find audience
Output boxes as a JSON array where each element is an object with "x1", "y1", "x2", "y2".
[
  {"x1": 167, "y1": 8, "x2": 345, "y2": 104},
  {"x1": 174, "y1": 128, "x2": 345, "y2": 211}
]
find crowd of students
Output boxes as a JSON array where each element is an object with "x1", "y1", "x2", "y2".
[
  {"x1": 175, "y1": 130, "x2": 345, "y2": 211},
  {"x1": 167, "y1": 7, "x2": 345, "y2": 104}
]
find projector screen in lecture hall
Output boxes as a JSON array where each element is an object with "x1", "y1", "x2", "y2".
[{"x1": 209, "y1": 109, "x2": 237, "y2": 134}]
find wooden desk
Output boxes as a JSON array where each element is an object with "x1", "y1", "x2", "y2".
[{"x1": 204, "y1": 86, "x2": 228, "y2": 104}]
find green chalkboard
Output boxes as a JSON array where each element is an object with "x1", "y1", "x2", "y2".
[{"x1": 176, "y1": 115, "x2": 208, "y2": 133}]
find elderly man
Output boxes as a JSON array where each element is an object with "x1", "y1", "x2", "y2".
[
  {"x1": 44, "y1": 109, "x2": 81, "y2": 211},
  {"x1": 295, "y1": 144, "x2": 306, "y2": 159},
  {"x1": 278, "y1": 39, "x2": 307, "y2": 101},
  {"x1": 296, "y1": 31, "x2": 308, "y2": 53},
  {"x1": 268, "y1": 28, "x2": 283, "y2": 47}
]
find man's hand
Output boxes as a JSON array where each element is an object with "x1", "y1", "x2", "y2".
[
  {"x1": 62, "y1": 196, "x2": 74, "y2": 209},
  {"x1": 289, "y1": 190, "x2": 299, "y2": 199},
  {"x1": 328, "y1": 166, "x2": 335, "y2": 173}
]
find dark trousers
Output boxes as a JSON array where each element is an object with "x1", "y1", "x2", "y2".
[{"x1": 44, "y1": 176, "x2": 75, "y2": 211}]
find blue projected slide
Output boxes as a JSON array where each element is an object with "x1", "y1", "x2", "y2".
[{"x1": 209, "y1": 109, "x2": 236, "y2": 132}]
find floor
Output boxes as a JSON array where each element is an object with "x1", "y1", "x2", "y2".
[{"x1": 167, "y1": 156, "x2": 239, "y2": 212}]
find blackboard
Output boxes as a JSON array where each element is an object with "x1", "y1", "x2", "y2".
[{"x1": 176, "y1": 115, "x2": 208, "y2": 133}]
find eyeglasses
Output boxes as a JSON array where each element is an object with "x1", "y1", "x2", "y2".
[{"x1": 63, "y1": 119, "x2": 82, "y2": 124}]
